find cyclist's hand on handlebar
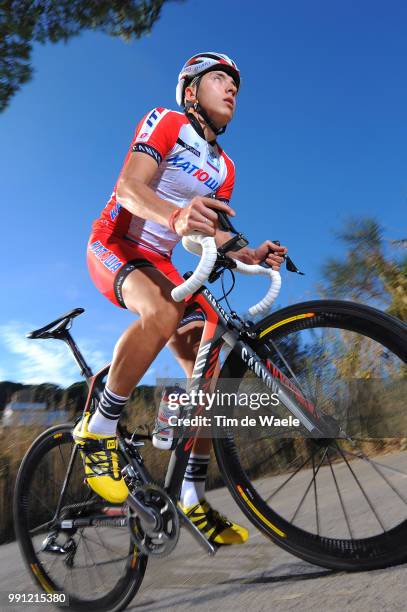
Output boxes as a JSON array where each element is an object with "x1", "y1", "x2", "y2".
[
  {"x1": 253, "y1": 241, "x2": 288, "y2": 271},
  {"x1": 173, "y1": 197, "x2": 235, "y2": 237}
]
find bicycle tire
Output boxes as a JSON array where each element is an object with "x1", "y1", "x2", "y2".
[
  {"x1": 14, "y1": 423, "x2": 148, "y2": 611},
  {"x1": 213, "y1": 299, "x2": 407, "y2": 571}
]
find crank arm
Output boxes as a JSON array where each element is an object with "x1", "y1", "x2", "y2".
[
  {"x1": 177, "y1": 505, "x2": 218, "y2": 556},
  {"x1": 126, "y1": 491, "x2": 158, "y2": 529}
]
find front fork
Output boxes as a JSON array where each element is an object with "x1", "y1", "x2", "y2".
[{"x1": 229, "y1": 338, "x2": 343, "y2": 438}]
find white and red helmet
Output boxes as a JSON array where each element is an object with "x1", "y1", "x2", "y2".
[{"x1": 176, "y1": 52, "x2": 240, "y2": 107}]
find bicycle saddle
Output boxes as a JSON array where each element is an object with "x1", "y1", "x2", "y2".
[{"x1": 27, "y1": 308, "x2": 85, "y2": 339}]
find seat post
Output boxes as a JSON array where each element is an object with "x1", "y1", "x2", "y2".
[{"x1": 59, "y1": 330, "x2": 94, "y2": 381}]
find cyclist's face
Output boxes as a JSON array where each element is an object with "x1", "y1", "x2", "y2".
[{"x1": 190, "y1": 70, "x2": 238, "y2": 125}]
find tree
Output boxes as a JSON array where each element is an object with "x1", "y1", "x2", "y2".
[
  {"x1": 0, "y1": 0, "x2": 179, "y2": 112},
  {"x1": 320, "y1": 217, "x2": 407, "y2": 321},
  {"x1": 319, "y1": 219, "x2": 406, "y2": 440},
  {"x1": 0, "y1": 381, "x2": 24, "y2": 412}
]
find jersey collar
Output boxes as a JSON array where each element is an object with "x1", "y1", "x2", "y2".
[{"x1": 185, "y1": 111, "x2": 217, "y2": 146}]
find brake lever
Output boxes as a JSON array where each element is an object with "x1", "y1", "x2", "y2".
[
  {"x1": 261, "y1": 240, "x2": 305, "y2": 275},
  {"x1": 285, "y1": 255, "x2": 304, "y2": 275},
  {"x1": 212, "y1": 201, "x2": 305, "y2": 275}
]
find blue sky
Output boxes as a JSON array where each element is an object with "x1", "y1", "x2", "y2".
[{"x1": 1, "y1": 0, "x2": 406, "y2": 386}]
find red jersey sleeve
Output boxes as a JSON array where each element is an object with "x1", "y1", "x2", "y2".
[
  {"x1": 215, "y1": 150, "x2": 235, "y2": 203},
  {"x1": 131, "y1": 108, "x2": 183, "y2": 165}
]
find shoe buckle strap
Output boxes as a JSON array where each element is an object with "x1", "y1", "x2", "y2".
[{"x1": 78, "y1": 437, "x2": 118, "y2": 452}]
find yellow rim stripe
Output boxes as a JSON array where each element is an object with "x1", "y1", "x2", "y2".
[
  {"x1": 236, "y1": 485, "x2": 286, "y2": 538},
  {"x1": 53, "y1": 433, "x2": 63, "y2": 439},
  {"x1": 30, "y1": 563, "x2": 54, "y2": 593},
  {"x1": 259, "y1": 313, "x2": 315, "y2": 338},
  {"x1": 131, "y1": 548, "x2": 139, "y2": 568}
]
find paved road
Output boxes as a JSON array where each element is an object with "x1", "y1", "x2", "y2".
[{"x1": 3, "y1": 454, "x2": 407, "y2": 612}]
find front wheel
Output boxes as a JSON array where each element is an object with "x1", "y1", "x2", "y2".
[
  {"x1": 214, "y1": 300, "x2": 407, "y2": 571},
  {"x1": 14, "y1": 424, "x2": 147, "y2": 611}
]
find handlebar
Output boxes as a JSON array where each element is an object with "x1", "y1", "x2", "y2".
[
  {"x1": 171, "y1": 234, "x2": 282, "y2": 317},
  {"x1": 171, "y1": 235, "x2": 218, "y2": 303}
]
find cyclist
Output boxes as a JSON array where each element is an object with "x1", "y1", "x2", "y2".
[{"x1": 74, "y1": 52, "x2": 287, "y2": 545}]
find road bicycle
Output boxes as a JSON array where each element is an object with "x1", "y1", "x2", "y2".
[{"x1": 14, "y1": 216, "x2": 407, "y2": 611}]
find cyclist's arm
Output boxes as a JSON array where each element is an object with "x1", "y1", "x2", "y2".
[
  {"x1": 215, "y1": 229, "x2": 287, "y2": 269},
  {"x1": 116, "y1": 153, "x2": 234, "y2": 235},
  {"x1": 116, "y1": 152, "x2": 178, "y2": 227}
]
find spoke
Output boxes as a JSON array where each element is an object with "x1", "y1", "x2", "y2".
[
  {"x1": 66, "y1": 555, "x2": 131, "y2": 570},
  {"x1": 29, "y1": 520, "x2": 54, "y2": 536},
  {"x1": 249, "y1": 437, "x2": 300, "y2": 462},
  {"x1": 40, "y1": 549, "x2": 61, "y2": 578},
  {"x1": 82, "y1": 531, "x2": 125, "y2": 575},
  {"x1": 340, "y1": 447, "x2": 407, "y2": 479},
  {"x1": 312, "y1": 453, "x2": 320, "y2": 536},
  {"x1": 339, "y1": 445, "x2": 407, "y2": 508},
  {"x1": 290, "y1": 447, "x2": 328, "y2": 524},
  {"x1": 63, "y1": 555, "x2": 77, "y2": 597},
  {"x1": 62, "y1": 567, "x2": 69, "y2": 591},
  {"x1": 248, "y1": 428, "x2": 304, "y2": 442},
  {"x1": 74, "y1": 527, "x2": 89, "y2": 583},
  {"x1": 81, "y1": 533, "x2": 107, "y2": 591},
  {"x1": 53, "y1": 453, "x2": 76, "y2": 507},
  {"x1": 92, "y1": 530, "x2": 125, "y2": 576},
  {"x1": 62, "y1": 563, "x2": 77, "y2": 598},
  {"x1": 80, "y1": 531, "x2": 100, "y2": 593},
  {"x1": 58, "y1": 443, "x2": 69, "y2": 472},
  {"x1": 69, "y1": 564, "x2": 77, "y2": 597},
  {"x1": 54, "y1": 444, "x2": 80, "y2": 518},
  {"x1": 327, "y1": 449, "x2": 354, "y2": 539},
  {"x1": 264, "y1": 443, "x2": 321, "y2": 503},
  {"x1": 273, "y1": 330, "x2": 343, "y2": 422},
  {"x1": 267, "y1": 337, "x2": 308, "y2": 399},
  {"x1": 29, "y1": 489, "x2": 54, "y2": 517},
  {"x1": 334, "y1": 441, "x2": 386, "y2": 532}
]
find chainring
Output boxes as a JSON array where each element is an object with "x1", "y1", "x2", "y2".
[{"x1": 127, "y1": 484, "x2": 180, "y2": 557}]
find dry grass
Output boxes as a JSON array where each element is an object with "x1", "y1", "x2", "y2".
[{"x1": 0, "y1": 426, "x2": 44, "y2": 543}]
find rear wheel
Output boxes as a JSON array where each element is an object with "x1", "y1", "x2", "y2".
[
  {"x1": 14, "y1": 424, "x2": 147, "y2": 611},
  {"x1": 214, "y1": 300, "x2": 407, "y2": 570}
]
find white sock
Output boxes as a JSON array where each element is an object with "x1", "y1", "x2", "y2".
[
  {"x1": 88, "y1": 386, "x2": 129, "y2": 436},
  {"x1": 180, "y1": 453, "x2": 210, "y2": 507}
]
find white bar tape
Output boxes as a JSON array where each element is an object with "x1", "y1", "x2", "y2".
[
  {"x1": 232, "y1": 260, "x2": 281, "y2": 316},
  {"x1": 171, "y1": 234, "x2": 218, "y2": 302},
  {"x1": 171, "y1": 234, "x2": 282, "y2": 316}
]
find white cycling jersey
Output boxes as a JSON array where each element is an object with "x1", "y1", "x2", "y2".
[{"x1": 93, "y1": 107, "x2": 235, "y2": 256}]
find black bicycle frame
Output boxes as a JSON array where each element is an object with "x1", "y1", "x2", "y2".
[
  {"x1": 163, "y1": 285, "x2": 328, "y2": 501},
  {"x1": 69, "y1": 283, "x2": 331, "y2": 506}
]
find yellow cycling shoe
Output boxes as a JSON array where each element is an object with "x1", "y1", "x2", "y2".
[
  {"x1": 73, "y1": 413, "x2": 129, "y2": 504},
  {"x1": 179, "y1": 499, "x2": 249, "y2": 545}
]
